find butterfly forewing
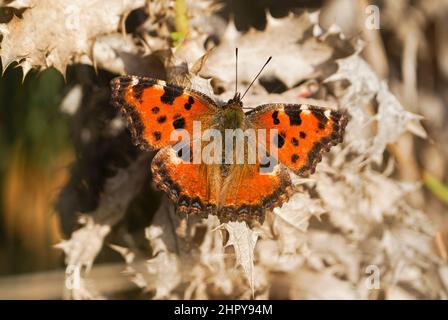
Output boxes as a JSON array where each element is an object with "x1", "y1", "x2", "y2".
[
  {"x1": 110, "y1": 75, "x2": 217, "y2": 150},
  {"x1": 247, "y1": 103, "x2": 348, "y2": 176}
]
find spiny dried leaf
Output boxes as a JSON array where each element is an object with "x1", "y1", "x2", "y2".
[
  {"x1": 145, "y1": 223, "x2": 182, "y2": 299},
  {"x1": 200, "y1": 12, "x2": 337, "y2": 96},
  {"x1": 3, "y1": 0, "x2": 32, "y2": 9},
  {"x1": 325, "y1": 54, "x2": 424, "y2": 162},
  {"x1": 55, "y1": 216, "x2": 110, "y2": 272},
  {"x1": 222, "y1": 221, "x2": 259, "y2": 295},
  {"x1": 306, "y1": 231, "x2": 361, "y2": 283},
  {"x1": 272, "y1": 193, "x2": 325, "y2": 255},
  {"x1": 0, "y1": 0, "x2": 145, "y2": 76},
  {"x1": 55, "y1": 216, "x2": 109, "y2": 300}
]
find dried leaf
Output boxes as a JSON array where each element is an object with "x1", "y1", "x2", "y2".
[
  {"x1": 222, "y1": 221, "x2": 259, "y2": 295},
  {"x1": 0, "y1": 0, "x2": 145, "y2": 75},
  {"x1": 56, "y1": 216, "x2": 110, "y2": 273},
  {"x1": 325, "y1": 54, "x2": 424, "y2": 162},
  {"x1": 200, "y1": 12, "x2": 337, "y2": 97}
]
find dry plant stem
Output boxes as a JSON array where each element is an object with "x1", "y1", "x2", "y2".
[
  {"x1": 435, "y1": 231, "x2": 448, "y2": 262},
  {"x1": 388, "y1": 135, "x2": 424, "y2": 208},
  {"x1": 402, "y1": 27, "x2": 419, "y2": 113},
  {"x1": 359, "y1": 0, "x2": 389, "y2": 78}
]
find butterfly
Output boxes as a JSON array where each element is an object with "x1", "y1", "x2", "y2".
[{"x1": 110, "y1": 53, "x2": 348, "y2": 225}]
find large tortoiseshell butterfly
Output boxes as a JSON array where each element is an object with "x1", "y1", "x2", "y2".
[{"x1": 110, "y1": 51, "x2": 348, "y2": 224}]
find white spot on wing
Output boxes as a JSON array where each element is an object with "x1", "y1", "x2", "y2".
[
  {"x1": 131, "y1": 76, "x2": 139, "y2": 86},
  {"x1": 263, "y1": 163, "x2": 282, "y2": 176}
]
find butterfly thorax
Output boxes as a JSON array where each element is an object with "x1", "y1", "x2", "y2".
[{"x1": 221, "y1": 96, "x2": 244, "y2": 130}]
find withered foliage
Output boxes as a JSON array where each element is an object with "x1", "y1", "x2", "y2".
[{"x1": 1, "y1": 0, "x2": 447, "y2": 299}]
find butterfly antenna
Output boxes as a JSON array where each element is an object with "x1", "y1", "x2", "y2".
[
  {"x1": 235, "y1": 48, "x2": 239, "y2": 96},
  {"x1": 241, "y1": 56, "x2": 272, "y2": 100}
]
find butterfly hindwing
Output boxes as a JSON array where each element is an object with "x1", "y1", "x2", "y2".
[
  {"x1": 219, "y1": 162, "x2": 292, "y2": 223},
  {"x1": 151, "y1": 146, "x2": 218, "y2": 215},
  {"x1": 151, "y1": 145, "x2": 292, "y2": 224},
  {"x1": 247, "y1": 104, "x2": 348, "y2": 176},
  {"x1": 110, "y1": 75, "x2": 217, "y2": 150}
]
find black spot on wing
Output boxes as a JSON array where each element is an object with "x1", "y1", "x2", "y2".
[
  {"x1": 157, "y1": 115, "x2": 166, "y2": 123},
  {"x1": 311, "y1": 108, "x2": 328, "y2": 130},
  {"x1": 133, "y1": 79, "x2": 156, "y2": 101},
  {"x1": 291, "y1": 154, "x2": 299, "y2": 163},
  {"x1": 173, "y1": 116, "x2": 186, "y2": 129},
  {"x1": 259, "y1": 155, "x2": 278, "y2": 173},
  {"x1": 151, "y1": 106, "x2": 160, "y2": 114},
  {"x1": 273, "y1": 132, "x2": 285, "y2": 148},
  {"x1": 284, "y1": 105, "x2": 302, "y2": 126},
  {"x1": 160, "y1": 85, "x2": 183, "y2": 105},
  {"x1": 184, "y1": 96, "x2": 194, "y2": 110},
  {"x1": 291, "y1": 137, "x2": 299, "y2": 146},
  {"x1": 272, "y1": 110, "x2": 280, "y2": 125},
  {"x1": 153, "y1": 131, "x2": 162, "y2": 141},
  {"x1": 299, "y1": 131, "x2": 306, "y2": 139}
]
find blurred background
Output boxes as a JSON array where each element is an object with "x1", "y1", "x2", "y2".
[{"x1": 0, "y1": 0, "x2": 447, "y2": 299}]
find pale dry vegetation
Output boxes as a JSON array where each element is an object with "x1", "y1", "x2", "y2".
[{"x1": 0, "y1": 0, "x2": 447, "y2": 299}]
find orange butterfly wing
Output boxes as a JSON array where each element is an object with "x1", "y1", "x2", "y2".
[
  {"x1": 152, "y1": 147, "x2": 292, "y2": 224},
  {"x1": 219, "y1": 163, "x2": 292, "y2": 223},
  {"x1": 110, "y1": 75, "x2": 217, "y2": 150},
  {"x1": 247, "y1": 104, "x2": 348, "y2": 176},
  {"x1": 151, "y1": 146, "x2": 219, "y2": 215}
]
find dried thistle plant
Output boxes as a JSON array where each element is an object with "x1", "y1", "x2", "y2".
[{"x1": 1, "y1": 0, "x2": 446, "y2": 300}]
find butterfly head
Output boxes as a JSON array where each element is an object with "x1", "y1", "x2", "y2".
[{"x1": 226, "y1": 92, "x2": 242, "y2": 107}]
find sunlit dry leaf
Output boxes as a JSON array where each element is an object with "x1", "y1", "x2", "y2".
[
  {"x1": 56, "y1": 216, "x2": 110, "y2": 273},
  {"x1": 200, "y1": 12, "x2": 335, "y2": 96},
  {"x1": 0, "y1": 0, "x2": 145, "y2": 76},
  {"x1": 222, "y1": 221, "x2": 259, "y2": 295},
  {"x1": 325, "y1": 54, "x2": 424, "y2": 163},
  {"x1": 272, "y1": 193, "x2": 325, "y2": 256}
]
